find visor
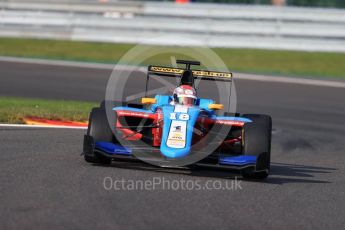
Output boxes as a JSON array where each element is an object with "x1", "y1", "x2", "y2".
[{"x1": 177, "y1": 96, "x2": 196, "y2": 105}]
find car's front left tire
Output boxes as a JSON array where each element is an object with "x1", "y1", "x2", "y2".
[{"x1": 240, "y1": 114, "x2": 272, "y2": 179}]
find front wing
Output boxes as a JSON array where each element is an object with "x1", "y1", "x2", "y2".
[{"x1": 83, "y1": 135, "x2": 258, "y2": 171}]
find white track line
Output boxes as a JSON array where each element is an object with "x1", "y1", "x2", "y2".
[
  {"x1": 236, "y1": 73, "x2": 345, "y2": 88},
  {"x1": 0, "y1": 56, "x2": 114, "y2": 70},
  {"x1": 1, "y1": 56, "x2": 345, "y2": 88},
  {"x1": 0, "y1": 124, "x2": 87, "y2": 129}
]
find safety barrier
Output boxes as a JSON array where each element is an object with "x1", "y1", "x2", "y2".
[{"x1": 0, "y1": 0, "x2": 344, "y2": 52}]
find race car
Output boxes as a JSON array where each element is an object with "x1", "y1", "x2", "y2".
[{"x1": 83, "y1": 60, "x2": 272, "y2": 179}]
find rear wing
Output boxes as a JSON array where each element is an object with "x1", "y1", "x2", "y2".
[
  {"x1": 148, "y1": 66, "x2": 232, "y2": 82},
  {"x1": 145, "y1": 61, "x2": 233, "y2": 113}
]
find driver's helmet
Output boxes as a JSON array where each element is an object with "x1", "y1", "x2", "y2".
[{"x1": 173, "y1": 85, "x2": 197, "y2": 106}]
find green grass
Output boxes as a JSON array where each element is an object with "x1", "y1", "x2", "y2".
[
  {"x1": 0, "y1": 97, "x2": 97, "y2": 124},
  {"x1": 0, "y1": 37, "x2": 345, "y2": 79}
]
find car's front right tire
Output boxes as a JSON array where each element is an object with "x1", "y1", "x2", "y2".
[{"x1": 84, "y1": 107, "x2": 113, "y2": 165}]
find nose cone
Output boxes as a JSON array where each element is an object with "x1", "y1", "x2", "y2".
[
  {"x1": 159, "y1": 105, "x2": 200, "y2": 159},
  {"x1": 160, "y1": 147, "x2": 191, "y2": 158}
]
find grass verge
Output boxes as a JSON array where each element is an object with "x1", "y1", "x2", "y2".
[
  {"x1": 0, "y1": 97, "x2": 96, "y2": 124},
  {"x1": 0, "y1": 37, "x2": 345, "y2": 79}
]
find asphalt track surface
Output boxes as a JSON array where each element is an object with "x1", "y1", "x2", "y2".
[{"x1": 1, "y1": 60, "x2": 345, "y2": 229}]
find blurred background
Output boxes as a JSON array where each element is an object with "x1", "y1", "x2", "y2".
[
  {"x1": 1, "y1": 0, "x2": 344, "y2": 52},
  {"x1": 147, "y1": 0, "x2": 345, "y2": 8}
]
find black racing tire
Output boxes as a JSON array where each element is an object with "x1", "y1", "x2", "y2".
[
  {"x1": 241, "y1": 114, "x2": 272, "y2": 179},
  {"x1": 84, "y1": 107, "x2": 113, "y2": 165}
]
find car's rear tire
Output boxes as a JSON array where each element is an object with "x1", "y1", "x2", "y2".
[
  {"x1": 241, "y1": 114, "x2": 272, "y2": 179},
  {"x1": 84, "y1": 107, "x2": 113, "y2": 164}
]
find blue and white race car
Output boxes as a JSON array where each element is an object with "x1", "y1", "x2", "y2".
[{"x1": 83, "y1": 60, "x2": 272, "y2": 179}]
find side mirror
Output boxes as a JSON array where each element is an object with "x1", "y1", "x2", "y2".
[
  {"x1": 141, "y1": 98, "x2": 156, "y2": 104},
  {"x1": 208, "y1": 104, "x2": 223, "y2": 110}
]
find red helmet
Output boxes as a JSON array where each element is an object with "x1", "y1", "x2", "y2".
[{"x1": 173, "y1": 85, "x2": 197, "y2": 106}]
